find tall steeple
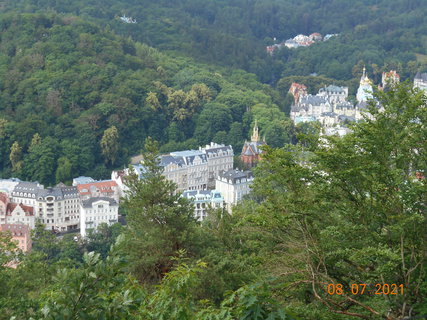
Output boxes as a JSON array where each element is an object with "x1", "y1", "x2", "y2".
[
  {"x1": 251, "y1": 120, "x2": 259, "y2": 142},
  {"x1": 357, "y1": 66, "x2": 373, "y2": 103}
]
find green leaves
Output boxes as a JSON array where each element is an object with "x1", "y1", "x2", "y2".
[{"x1": 245, "y1": 83, "x2": 427, "y2": 319}]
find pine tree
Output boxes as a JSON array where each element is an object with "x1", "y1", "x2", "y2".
[{"x1": 122, "y1": 137, "x2": 197, "y2": 283}]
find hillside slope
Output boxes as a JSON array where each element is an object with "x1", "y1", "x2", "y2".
[{"x1": 0, "y1": 13, "x2": 290, "y2": 185}]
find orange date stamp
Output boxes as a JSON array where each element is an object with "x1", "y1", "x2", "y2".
[{"x1": 326, "y1": 283, "x2": 404, "y2": 295}]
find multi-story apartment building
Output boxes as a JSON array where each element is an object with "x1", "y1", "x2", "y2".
[
  {"x1": 201, "y1": 142, "x2": 234, "y2": 188},
  {"x1": 11, "y1": 182, "x2": 80, "y2": 232},
  {"x1": 182, "y1": 189, "x2": 224, "y2": 221},
  {"x1": 80, "y1": 197, "x2": 119, "y2": 237},
  {"x1": 116, "y1": 142, "x2": 234, "y2": 194},
  {"x1": 162, "y1": 150, "x2": 208, "y2": 192},
  {"x1": 215, "y1": 169, "x2": 254, "y2": 211}
]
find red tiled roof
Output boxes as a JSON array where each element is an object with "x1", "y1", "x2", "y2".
[
  {"x1": 5, "y1": 203, "x2": 34, "y2": 216},
  {"x1": 77, "y1": 181, "x2": 118, "y2": 195}
]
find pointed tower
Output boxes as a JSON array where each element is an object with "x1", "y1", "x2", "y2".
[
  {"x1": 240, "y1": 119, "x2": 266, "y2": 169},
  {"x1": 251, "y1": 120, "x2": 259, "y2": 142}
]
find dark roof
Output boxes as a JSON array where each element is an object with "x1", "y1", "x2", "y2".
[
  {"x1": 13, "y1": 182, "x2": 78, "y2": 199},
  {"x1": 81, "y1": 197, "x2": 118, "y2": 208},
  {"x1": 300, "y1": 95, "x2": 327, "y2": 106},
  {"x1": 242, "y1": 141, "x2": 265, "y2": 156},
  {"x1": 218, "y1": 169, "x2": 253, "y2": 184},
  {"x1": 204, "y1": 145, "x2": 233, "y2": 156},
  {"x1": 160, "y1": 155, "x2": 185, "y2": 167}
]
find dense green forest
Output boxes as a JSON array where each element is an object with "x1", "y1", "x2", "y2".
[
  {"x1": 1, "y1": 85, "x2": 425, "y2": 319},
  {"x1": 0, "y1": 1, "x2": 426, "y2": 319},
  {"x1": 0, "y1": 13, "x2": 296, "y2": 185},
  {"x1": 1, "y1": 0, "x2": 426, "y2": 83}
]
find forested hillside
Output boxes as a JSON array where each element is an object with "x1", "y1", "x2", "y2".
[
  {"x1": 1, "y1": 0, "x2": 426, "y2": 83},
  {"x1": 1, "y1": 85, "x2": 425, "y2": 319},
  {"x1": 0, "y1": 13, "x2": 294, "y2": 185}
]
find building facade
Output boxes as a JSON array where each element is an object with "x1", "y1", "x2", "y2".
[
  {"x1": 201, "y1": 143, "x2": 234, "y2": 188},
  {"x1": 121, "y1": 142, "x2": 234, "y2": 194},
  {"x1": 80, "y1": 197, "x2": 119, "y2": 237},
  {"x1": 11, "y1": 182, "x2": 80, "y2": 232},
  {"x1": 0, "y1": 224, "x2": 32, "y2": 252},
  {"x1": 182, "y1": 190, "x2": 224, "y2": 221},
  {"x1": 414, "y1": 72, "x2": 427, "y2": 92},
  {"x1": 0, "y1": 193, "x2": 35, "y2": 229},
  {"x1": 215, "y1": 169, "x2": 254, "y2": 211}
]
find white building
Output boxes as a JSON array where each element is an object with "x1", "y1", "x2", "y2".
[
  {"x1": 11, "y1": 182, "x2": 80, "y2": 232},
  {"x1": 414, "y1": 72, "x2": 427, "y2": 93},
  {"x1": 0, "y1": 192, "x2": 36, "y2": 229},
  {"x1": 80, "y1": 197, "x2": 119, "y2": 237},
  {"x1": 215, "y1": 169, "x2": 254, "y2": 211},
  {"x1": 182, "y1": 190, "x2": 225, "y2": 221}
]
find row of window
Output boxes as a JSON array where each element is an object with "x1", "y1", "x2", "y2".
[{"x1": 86, "y1": 215, "x2": 116, "y2": 221}]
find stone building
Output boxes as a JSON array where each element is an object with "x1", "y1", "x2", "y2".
[
  {"x1": 119, "y1": 142, "x2": 234, "y2": 194},
  {"x1": 201, "y1": 142, "x2": 234, "y2": 188}
]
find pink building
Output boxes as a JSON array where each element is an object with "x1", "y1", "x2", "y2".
[{"x1": 0, "y1": 224, "x2": 32, "y2": 252}]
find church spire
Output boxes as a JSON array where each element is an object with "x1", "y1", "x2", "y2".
[{"x1": 251, "y1": 120, "x2": 259, "y2": 142}]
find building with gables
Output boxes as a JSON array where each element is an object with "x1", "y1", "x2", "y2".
[{"x1": 0, "y1": 193, "x2": 35, "y2": 229}]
